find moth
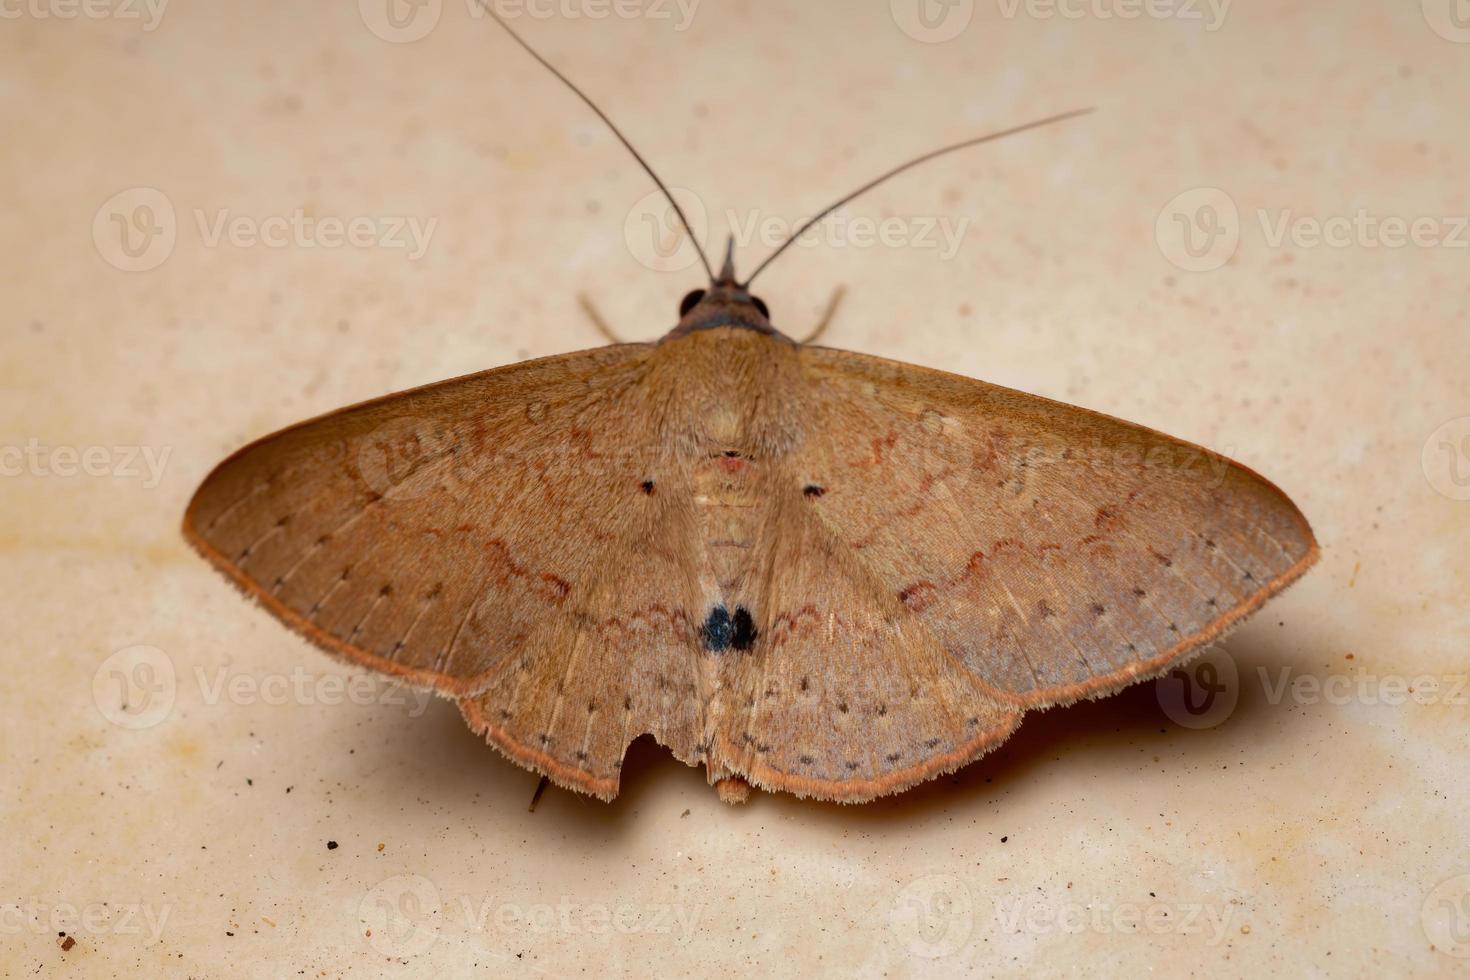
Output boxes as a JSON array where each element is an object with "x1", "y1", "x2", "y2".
[{"x1": 183, "y1": 15, "x2": 1317, "y2": 805}]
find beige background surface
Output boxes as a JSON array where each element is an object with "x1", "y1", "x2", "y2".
[{"x1": 3, "y1": 0, "x2": 1469, "y2": 976}]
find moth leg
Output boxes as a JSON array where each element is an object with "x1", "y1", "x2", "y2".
[
  {"x1": 796, "y1": 285, "x2": 846, "y2": 345},
  {"x1": 527, "y1": 775, "x2": 550, "y2": 812},
  {"x1": 578, "y1": 292, "x2": 627, "y2": 344}
]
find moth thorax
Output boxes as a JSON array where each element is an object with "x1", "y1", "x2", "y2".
[{"x1": 704, "y1": 404, "x2": 743, "y2": 445}]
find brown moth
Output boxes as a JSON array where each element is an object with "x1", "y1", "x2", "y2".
[{"x1": 183, "y1": 16, "x2": 1317, "y2": 805}]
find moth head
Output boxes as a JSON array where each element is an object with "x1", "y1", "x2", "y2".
[
  {"x1": 671, "y1": 284, "x2": 776, "y2": 339},
  {"x1": 665, "y1": 236, "x2": 779, "y2": 341},
  {"x1": 673, "y1": 287, "x2": 770, "y2": 321}
]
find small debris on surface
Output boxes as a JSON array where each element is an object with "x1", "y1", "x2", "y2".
[
  {"x1": 59, "y1": 935, "x2": 76, "y2": 952},
  {"x1": 326, "y1": 840, "x2": 339, "y2": 850},
  {"x1": 680, "y1": 809, "x2": 690, "y2": 818}
]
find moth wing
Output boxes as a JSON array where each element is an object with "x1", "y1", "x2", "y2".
[
  {"x1": 710, "y1": 483, "x2": 1023, "y2": 801},
  {"x1": 184, "y1": 344, "x2": 706, "y2": 799},
  {"x1": 792, "y1": 346, "x2": 1318, "y2": 709}
]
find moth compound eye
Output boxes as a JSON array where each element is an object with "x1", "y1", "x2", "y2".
[
  {"x1": 679, "y1": 290, "x2": 706, "y2": 317},
  {"x1": 751, "y1": 295, "x2": 770, "y2": 319}
]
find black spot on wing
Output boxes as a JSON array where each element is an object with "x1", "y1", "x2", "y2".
[
  {"x1": 731, "y1": 606, "x2": 757, "y2": 651},
  {"x1": 701, "y1": 606, "x2": 733, "y2": 652},
  {"x1": 700, "y1": 605, "x2": 758, "y2": 653}
]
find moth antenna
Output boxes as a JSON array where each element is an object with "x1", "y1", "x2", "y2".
[
  {"x1": 477, "y1": 2, "x2": 716, "y2": 282},
  {"x1": 742, "y1": 107, "x2": 1097, "y2": 288}
]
